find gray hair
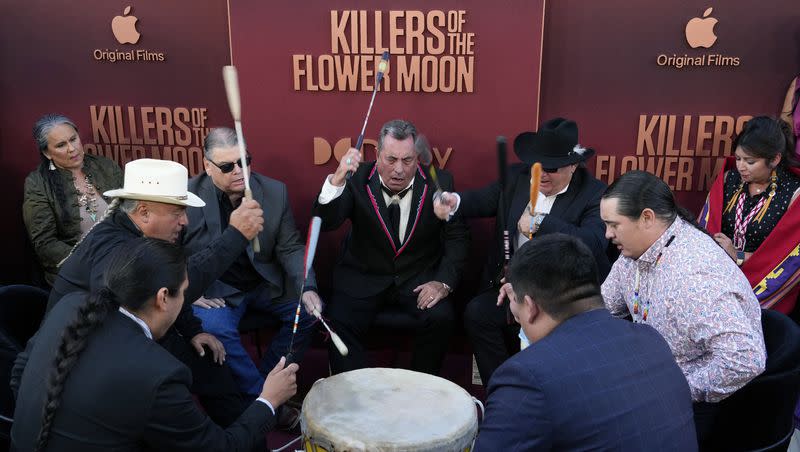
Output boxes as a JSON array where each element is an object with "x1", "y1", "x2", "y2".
[
  {"x1": 203, "y1": 127, "x2": 239, "y2": 160},
  {"x1": 377, "y1": 119, "x2": 419, "y2": 154},
  {"x1": 33, "y1": 114, "x2": 78, "y2": 153},
  {"x1": 119, "y1": 198, "x2": 140, "y2": 214}
]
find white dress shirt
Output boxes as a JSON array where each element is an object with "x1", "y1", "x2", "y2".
[
  {"x1": 318, "y1": 174, "x2": 416, "y2": 243},
  {"x1": 118, "y1": 306, "x2": 154, "y2": 339}
]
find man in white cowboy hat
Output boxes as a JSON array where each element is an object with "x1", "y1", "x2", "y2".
[
  {"x1": 433, "y1": 117, "x2": 610, "y2": 385},
  {"x1": 17, "y1": 158, "x2": 265, "y2": 427}
]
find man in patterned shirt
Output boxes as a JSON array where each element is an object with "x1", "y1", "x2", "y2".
[{"x1": 599, "y1": 170, "x2": 766, "y2": 446}]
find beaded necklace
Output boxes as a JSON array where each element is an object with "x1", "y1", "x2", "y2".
[
  {"x1": 75, "y1": 174, "x2": 99, "y2": 222},
  {"x1": 725, "y1": 170, "x2": 777, "y2": 251},
  {"x1": 632, "y1": 235, "x2": 675, "y2": 323}
]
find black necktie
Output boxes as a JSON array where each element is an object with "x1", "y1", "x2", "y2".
[{"x1": 381, "y1": 185, "x2": 412, "y2": 244}]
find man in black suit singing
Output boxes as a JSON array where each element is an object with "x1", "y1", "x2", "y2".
[
  {"x1": 314, "y1": 119, "x2": 469, "y2": 375},
  {"x1": 434, "y1": 117, "x2": 610, "y2": 385}
]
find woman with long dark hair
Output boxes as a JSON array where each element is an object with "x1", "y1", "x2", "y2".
[
  {"x1": 699, "y1": 116, "x2": 800, "y2": 314},
  {"x1": 11, "y1": 238, "x2": 298, "y2": 451},
  {"x1": 23, "y1": 113, "x2": 123, "y2": 285}
]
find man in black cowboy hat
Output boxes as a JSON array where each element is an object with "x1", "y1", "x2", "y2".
[{"x1": 434, "y1": 117, "x2": 610, "y2": 385}]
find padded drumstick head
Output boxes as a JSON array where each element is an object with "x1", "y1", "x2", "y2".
[
  {"x1": 222, "y1": 65, "x2": 242, "y2": 121},
  {"x1": 331, "y1": 332, "x2": 349, "y2": 356},
  {"x1": 530, "y1": 162, "x2": 542, "y2": 213},
  {"x1": 378, "y1": 51, "x2": 390, "y2": 74}
]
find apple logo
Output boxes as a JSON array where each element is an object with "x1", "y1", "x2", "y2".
[
  {"x1": 112, "y1": 6, "x2": 141, "y2": 44},
  {"x1": 685, "y1": 7, "x2": 718, "y2": 49}
]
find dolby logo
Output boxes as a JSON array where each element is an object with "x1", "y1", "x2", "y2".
[{"x1": 92, "y1": 5, "x2": 167, "y2": 63}]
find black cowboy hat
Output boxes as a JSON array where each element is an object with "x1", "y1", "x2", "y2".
[{"x1": 513, "y1": 117, "x2": 595, "y2": 169}]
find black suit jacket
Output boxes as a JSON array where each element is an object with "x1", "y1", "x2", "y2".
[
  {"x1": 459, "y1": 164, "x2": 610, "y2": 287},
  {"x1": 184, "y1": 172, "x2": 315, "y2": 305},
  {"x1": 17, "y1": 210, "x2": 249, "y2": 398},
  {"x1": 314, "y1": 163, "x2": 469, "y2": 298},
  {"x1": 11, "y1": 292, "x2": 275, "y2": 452},
  {"x1": 48, "y1": 209, "x2": 250, "y2": 336}
]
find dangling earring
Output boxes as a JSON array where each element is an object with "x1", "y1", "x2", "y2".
[
  {"x1": 769, "y1": 170, "x2": 778, "y2": 196},
  {"x1": 48, "y1": 159, "x2": 55, "y2": 171}
]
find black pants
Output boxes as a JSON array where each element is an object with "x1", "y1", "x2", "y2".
[
  {"x1": 327, "y1": 286, "x2": 455, "y2": 375},
  {"x1": 464, "y1": 289, "x2": 520, "y2": 385},
  {"x1": 158, "y1": 328, "x2": 248, "y2": 427}
]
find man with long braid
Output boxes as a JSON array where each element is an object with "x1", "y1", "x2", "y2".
[
  {"x1": 12, "y1": 158, "x2": 265, "y2": 427},
  {"x1": 11, "y1": 238, "x2": 298, "y2": 451}
]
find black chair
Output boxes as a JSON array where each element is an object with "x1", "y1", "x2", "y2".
[
  {"x1": 0, "y1": 285, "x2": 49, "y2": 448},
  {"x1": 707, "y1": 309, "x2": 800, "y2": 451}
]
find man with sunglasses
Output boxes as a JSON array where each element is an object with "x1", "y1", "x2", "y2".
[
  {"x1": 183, "y1": 127, "x2": 320, "y2": 430},
  {"x1": 433, "y1": 117, "x2": 610, "y2": 385}
]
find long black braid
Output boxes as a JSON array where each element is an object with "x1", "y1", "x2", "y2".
[
  {"x1": 32, "y1": 238, "x2": 186, "y2": 451},
  {"x1": 32, "y1": 288, "x2": 115, "y2": 452}
]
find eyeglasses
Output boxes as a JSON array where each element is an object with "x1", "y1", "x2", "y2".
[
  {"x1": 209, "y1": 156, "x2": 251, "y2": 173},
  {"x1": 542, "y1": 167, "x2": 560, "y2": 173}
]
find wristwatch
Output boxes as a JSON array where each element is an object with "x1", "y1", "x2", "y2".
[
  {"x1": 441, "y1": 282, "x2": 452, "y2": 294},
  {"x1": 736, "y1": 250, "x2": 745, "y2": 266}
]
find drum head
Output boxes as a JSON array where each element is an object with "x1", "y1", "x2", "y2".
[{"x1": 302, "y1": 368, "x2": 478, "y2": 452}]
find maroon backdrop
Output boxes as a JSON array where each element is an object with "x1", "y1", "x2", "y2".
[
  {"x1": 227, "y1": 0, "x2": 544, "y2": 294},
  {"x1": 539, "y1": 0, "x2": 800, "y2": 212},
  {"x1": 0, "y1": 0, "x2": 232, "y2": 284},
  {"x1": 1, "y1": 0, "x2": 799, "y2": 291}
]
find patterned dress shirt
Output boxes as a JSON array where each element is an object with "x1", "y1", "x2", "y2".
[{"x1": 602, "y1": 216, "x2": 766, "y2": 402}]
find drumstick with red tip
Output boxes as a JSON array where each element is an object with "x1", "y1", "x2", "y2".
[
  {"x1": 222, "y1": 65, "x2": 260, "y2": 252},
  {"x1": 287, "y1": 217, "x2": 322, "y2": 359}
]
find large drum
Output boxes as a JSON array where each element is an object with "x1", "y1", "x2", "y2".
[{"x1": 301, "y1": 368, "x2": 480, "y2": 452}]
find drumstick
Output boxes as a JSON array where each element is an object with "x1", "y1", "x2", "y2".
[
  {"x1": 287, "y1": 217, "x2": 322, "y2": 360},
  {"x1": 428, "y1": 164, "x2": 444, "y2": 202},
  {"x1": 528, "y1": 163, "x2": 542, "y2": 239},
  {"x1": 497, "y1": 137, "x2": 510, "y2": 267},
  {"x1": 312, "y1": 308, "x2": 349, "y2": 356},
  {"x1": 346, "y1": 51, "x2": 390, "y2": 180},
  {"x1": 222, "y1": 65, "x2": 261, "y2": 252}
]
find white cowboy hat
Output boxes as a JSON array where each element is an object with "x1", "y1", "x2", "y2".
[{"x1": 104, "y1": 158, "x2": 205, "y2": 207}]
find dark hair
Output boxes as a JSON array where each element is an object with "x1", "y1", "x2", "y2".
[
  {"x1": 734, "y1": 116, "x2": 798, "y2": 168},
  {"x1": 507, "y1": 233, "x2": 603, "y2": 321},
  {"x1": 601, "y1": 170, "x2": 701, "y2": 230},
  {"x1": 32, "y1": 114, "x2": 80, "y2": 220},
  {"x1": 34, "y1": 238, "x2": 186, "y2": 452}
]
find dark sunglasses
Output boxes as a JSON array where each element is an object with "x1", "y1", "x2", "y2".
[
  {"x1": 209, "y1": 156, "x2": 251, "y2": 173},
  {"x1": 542, "y1": 166, "x2": 560, "y2": 173}
]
